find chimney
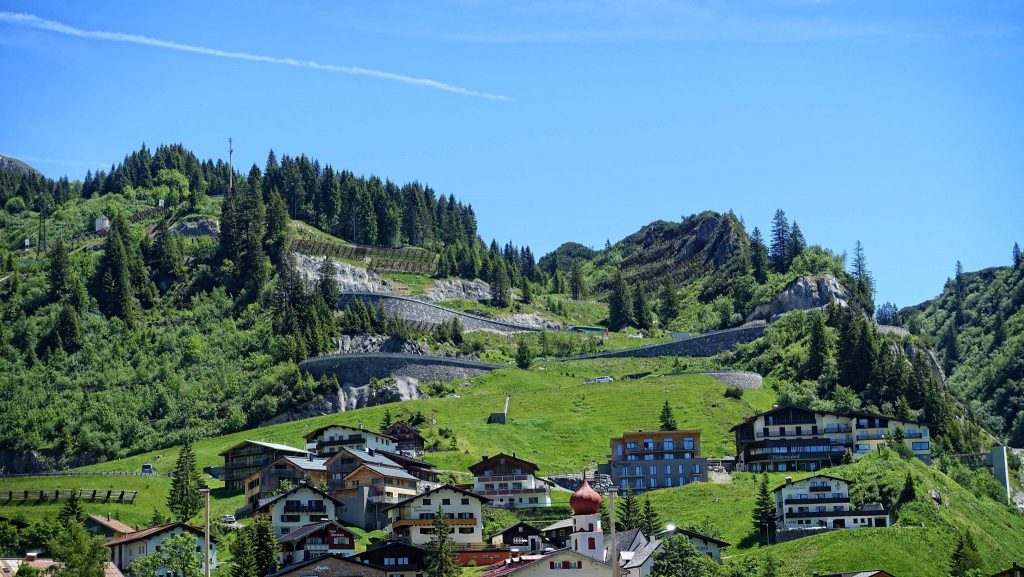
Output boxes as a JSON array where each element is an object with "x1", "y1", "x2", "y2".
[
  {"x1": 512, "y1": 452, "x2": 516, "y2": 459},
  {"x1": 358, "y1": 420, "x2": 363, "y2": 429},
  {"x1": 483, "y1": 455, "x2": 489, "y2": 461},
  {"x1": 772, "y1": 404, "x2": 779, "y2": 410},
  {"x1": 785, "y1": 476, "x2": 792, "y2": 484},
  {"x1": 24, "y1": 553, "x2": 38, "y2": 562},
  {"x1": 107, "y1": 513, "x2": 111, "y2": 521}
]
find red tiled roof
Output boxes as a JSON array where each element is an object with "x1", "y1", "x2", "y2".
[{"x1": 87, "y1": 515, "x2": 136, "y2": 535}]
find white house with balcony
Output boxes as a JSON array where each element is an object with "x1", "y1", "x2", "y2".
[
  {"x1": 774, "y1": 474, "x2": 892, "y2": 533},
  {"x1": 106, "y1": 522, "x2": 217, "y2": 575},
  {"x1": 383, "y1": 485, "x2": 489, "y2": 547},
  {"x1": 304, "y1": 423, "x2": 396, "y2": 457},
  {"x1": 468, "y1": 453, "x2": 552, "y2": 509},
  {"x1": 252, "y1": 483, "x2": 342, "y2": 537}
]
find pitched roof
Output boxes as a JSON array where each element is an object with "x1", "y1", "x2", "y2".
[
  {"x1": 383, "y1": 484, "x2": 490, "y2": 512},
  {"x1": 622, "y1": 538, "x2": 661, "y2": 569},
  {"x1": 87, "y1": 515, "x2": 136, "y2": 535},
  {"x1": 662, "y1": 527, "x2": 731, "y2": 548},
  {"x1": 609, "y1": 528, "x2": 644, "y2": 554},
  {"x1": 492, "y1": 521, "x2": 543, "y2": 537},
  {"x1": 302, "y1": 424, "x2": 395, "y2": 442},
  {"x1": 468, "y1": 453, "x2": 540, "y2": 476},
  {"x1": 358, "y1": 539, "x2": 428, "y2": 556},
  {"x1": 276, "y1": 521, "x2": 353, "y2": 544},
  {"x1": 266, "y1": 553, "x2": 380, "y2": 577},
  {"x1": 218, "y1": 440, "x2": 309, "y2": 456},
  {"x1": 729, "y1": 404, "x2": 925, "y2": 432},
  {"x1": 279, "y1": 455, "x2": 329, "y2": 472},
  {"x1": 324, "y1": 447, "x2": 400, "y2": 469},
  {"x1": 540, "y1": 519, "x2": 573, "y2": 532},
  {"x1": 376, "y1": 449, "x2": 435, "y2": 469},
  {"x1": 773, "y1": 474, "x2": 852, "y2": 493},
  {"x1": 345, "y1": 463, "x2": 419, "y2": 481},
  {"x1": 383, "y1": 421, "x2": 425, "y2": 440},
  {"x1": 253, "y1": 483, "x2": 342, "y2": 514},
  {"x1": 0, "y1": 559, "x2": 123, "y2": 577},
  {"x1": 481, "y1": 549, "x2": 611, "y2": 577},
  {"x1": 105, "y1": 522, "x2": 215, "y2": 546}
]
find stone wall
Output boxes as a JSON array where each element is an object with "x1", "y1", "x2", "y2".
[
  {"x1": 664, "y1": 371, "x2": 764, "y2": 389},
  {"x1": 560, "y1": 323, "x2": 769, "y2": 360},
  {"x1": 338, "y1": 292, "x2": 539, "y2": 333},
  {"x1": 298, "y1": 353, "x2": 499, "y2": 386}
]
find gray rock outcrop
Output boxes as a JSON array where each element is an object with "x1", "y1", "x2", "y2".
[
  {"x1": 293, "y1": 253, "x2": 395, "y2": 295},
  {"x1": 423, "y1": 278, "x2": 492, "y2": 302},
  {"x1": 498, "y1": 313, "x2": 562, "y2": 331},
  {"x1": 334, "y1": 334, "x2": 431, "y2": 356},
  {"x1": 171, "y1": 218, "x2": 220, "y2": 238},
  {"x1": 746, "y1": 274, "x2": 850, "y2": 323}
]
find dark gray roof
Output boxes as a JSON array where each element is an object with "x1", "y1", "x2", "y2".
[{"x1": 277, "y1": 521, "x2": 351, "y2": 543}]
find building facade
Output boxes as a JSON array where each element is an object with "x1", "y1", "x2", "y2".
[
  {"x1": 351, "y1": 540, "x2": 427, "y2": 577},
  {"x1": 267, "y1": 554, "x2": 384, "y2": 577},
  {"x1": 84, "y1": 515, "x2": 135, "y2": 540},
  {"x1": 106, "y1": 522, "x2": 217, "y2": 575},
  {"x1": 253, "y1": 484, "x2": 342, "y2": 537},
  {"x1": 277, "y1": 521, "x2": 356, "y2": 566},
  {"x1": 382, "y1": 422, "x2": 425, "y2": 455},
  {"x1": 219, "y1": 440, "x2": 310, "y2": 492},
  {"x1": 657, "y1": 527, "x2": 730, "y2": 561},
  {"x1": 774, "y1": 475, "x2": 891, "y2": 531},
  {"x1": 304, "y1": 425, "x2": 396, "y2": 457},
  {"x1": 732, "y1": 405, "x2": 932, "y2": 473},
  {"x1": 490, "y1": 522, "x2": 545, "y2": 552},
  {"x1": 383, "y1": 485, "x2": 488, "y2": 548},
  {"x1": 243, "y1": 455, "x2": 329, "y2": 512},
  {"x1": 607, "y1": 430, "x2": 708, "y2": 494},
  {"x1": 469, "y1": 454, "x2": 551, "y2": 509}
]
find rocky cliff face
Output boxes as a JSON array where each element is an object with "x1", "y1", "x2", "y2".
[
  {"x1": 422, "y1": 278, "x2": 492, "y2": 302},
  {"x1": 746, "y1": 274, "x2": 850, "y2": 322},
  {"x1": 333, "y1": 334, "x2": 431, "y2": 355},
  {"x1": 171, "y1": 218, "x2": 220, "y2": 238},
  {"x1": 293, "y1": 253, "x2": 396, "y2": 295}
]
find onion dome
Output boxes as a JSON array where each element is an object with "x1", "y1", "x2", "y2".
[{"x1": 570, "y1": 479, "x2": 602, "y2": 515}]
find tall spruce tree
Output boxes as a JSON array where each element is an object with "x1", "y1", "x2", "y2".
[
  {"x1": 264, "y1": 188, "x2": 291, "y2": 266},
  {"x1": 608, "y1": 270, "x2": 633, "y2": 331},
  {"x1": 659, "y1": 400, "x2": 677, "y2": 431},
  {"x1": 569, "y1": 260, "x2": 585, "y2": 300},
  {"x1": 424, "y1": 507, "x2": 460, "y2": 577},
  {"x1": 57, "y1": 489, "x2": 86, "y2": 526},
  {"x1": 229, "y1": 528, "x2": 257, "y2": 577},
  {"x1": 617, "y1": 489, "x2": 641, "y2": 531},
  {"x1": 785, "y1": 221, "x2": 806, "y2": 268},
  {"x1": 806, "y1": 310, "x2": 828, "y2": 380},
  {"x1": 47, "y1": 238, "x2": 71, "y2": 303},
  {"x1": 252, "y1": 515, "x2": 278, "y2": 577},
  {"x1": 632, "y1": 287, "x2": 653, "y2": 330},
  {"x1": 167, "y1": 442, "x2": 202, "y2": 522},
  {"x1": 490, "y1": 258, "x2": 511, "y2": 307},
  {"x1": 750, "y1": 226, "x2": 770, "y2": 283},
  {"x1": 752, "y1": 474, "x2": 776, "y2": 543},
  {"x1": 1014, "y1": 242, "x2": 1022, "y2": 268},
  {"x1": 515, "y1": 340, "x2": 532, "y2": 370},
  {"x1": 640, "y1": 497, "x2": 661, "y2": 537},
  {"x1": 769, "y1": 209, "x2": 790, "y2": 273},
  {"x1": 657, "y1": 280, "x2": 679, "y2": 325}
]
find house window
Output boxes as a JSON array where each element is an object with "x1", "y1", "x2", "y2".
[
  {"x1": 615, "y1": 444, "x2": 623, "y2": 456},
  {"x1": 588, "y1": 537, "x2": 596, "y2": 549},
  {"x1": 458, "y1": 528, "x2": 474, "y2": 534},
  {"x1": 442, "y1": 499, "x2": 451, "y2": 505},
  {"x1": 912, "y1": 442, "x2": 930, "y2": 451},
  {"x1": 683, "y1": 437, "x2": 695, "y2": 450},
  {"x1": 423, "y1": 499, "x2": 431, "y2": 505}
]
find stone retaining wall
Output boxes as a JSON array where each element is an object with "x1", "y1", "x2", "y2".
[
  {"x1": 664, "y1": 370, "x2": 763, "y2": 389},
  {"x1": 299, "y1": 353, "x2": 500, "y2": 385},
  {"x1": 338, "y1": 292, "x2": 539, "y2": 333},
  {"x1": 559, "y1": 323, "x2": 769, "y2": 360}
]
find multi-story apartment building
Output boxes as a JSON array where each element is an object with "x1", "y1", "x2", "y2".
[
  {"x1": 241, "y1": 455, "x2": 328, "y2": 513},
  {"x1": 252, "y1": 483, "x2": 342, "y2": 537},
  {"x1": 304, "y1": 424, "x2": 396, "y2": 457},
  {"x1": 731, "y1": 405, "x2": 932, "y2": 473},
  {"x1": 276, "y1": 520, "x2": 356, "y2": 566},
  {"x1": 219, "y1": 440, "x2": 311, "y2": 492},
  {"x1": 468, "y1": 453, "x2": 552, "y2": 509},
  {"x1": 605, "y1": 430, "x2": 708, "y2": 494},
  {"x1": 774, "y1": 475, "x2": 891, "y2": 531},
  {"x1": 383, "y1": 485, "x2": 489, "y2": 548}
]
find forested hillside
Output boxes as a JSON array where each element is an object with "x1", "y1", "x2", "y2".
[{"x1": 897, "y1": 253, "x2": 1024, "y2": 445}]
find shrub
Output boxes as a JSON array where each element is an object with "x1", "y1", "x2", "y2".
[{"x1": 725, "y1": 386, "x2": 744, "y2": 399}]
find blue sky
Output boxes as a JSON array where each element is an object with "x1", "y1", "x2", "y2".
[{"x1": 2, "y1": 1, "x2": 1022, "y2": 306}]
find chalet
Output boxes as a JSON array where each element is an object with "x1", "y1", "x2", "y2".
[
  {"x1": 469, "y1": 453, "x2": 551, "y2": 509},
  {"x1": 731, "y1": 405, "x2": 931, "y2": 473},
  {"x1": 350, "y1": 540, "x2": 427, "y2": 577},
  {"x1": 277, "y1": 521, "x2": 356, "y2": 566},
  {"x1": 219, "y1": 440, "x2": 310, "y2": 492},
  {"x1": 377, "y1": 450, "x2": 439, "y2": 483},
  {"x1": 334, "y1": 464, "x2": 420, "y2": 529},
  {"x1": 539, "y1": 519, "x2": 572, "y2": 549},
  {"x1": 304, "y1": 425, "x2": 396, "y2": 457},
  {"x1": 490, "y1": 522, "x2": 545, "y2": 552},
  {"x1": 106, "y1": 522, "x2": 217, "y2": 575},
  {"x1": 326, "y1": 448, "x2": 404, "y2": 491},
  {"x1": 243, "y1": 455, "x2": 329, "y2": 512},
  {"x1": 266, "y1": 553, "x2": 384, "y2": 577},
  {"x1": 383, "y1": 485, "x2": 489, "y2": 548},
  {"x1": 775, "y1": 475, "x2": 891, "y2": 532},
  {"x1": 992, "y1": 562, "x2": 1024, "y2": 577},
  {"x1": 382, "y1": 421, "x2": 425, "y2": 455},
  {"x1": 656, "y1": 527, "x2": 730, "y2": 561},
  {"x1": 85, "y1": 514, "x2": 136, "y2": 539},
  {"x1": 605, "y1": 430, "x2": 708, "y2": 494},
  {"x1": 252, "y1": 483, "x2": 343, "y2": 537}
]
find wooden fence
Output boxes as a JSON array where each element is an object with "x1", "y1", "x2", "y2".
[{"x1": 1, "y1": 489, "x2": 138, "y2": 504}]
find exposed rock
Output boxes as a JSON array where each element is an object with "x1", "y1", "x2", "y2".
[
  {"x1": 423, "y1": 278, "x2": 491, "y2": 302},
  {"x1": 547, "y1": 473, "x2": 615, "y2": 494},
  {"x1": 746, "y1": 274, "x2": 850, "y2": 323},
  {"x1": 498, "y1": 313, "x2": 562, "y2": 331},
  {"x1": 171, "y1": 218, "x2": 220, "y2": 238},
  {"x1": 0, "y1": 448, "x2": 99, "y2": 475},
  {"x1": 293, "y1": 253, "x2": 395, "y2": 296},
  {"x1": 340, "y1": 376, "x2": 426, "y2": 410},
  {"x1": 333, "y1": 334, "x2": 430, "y2": 355}
]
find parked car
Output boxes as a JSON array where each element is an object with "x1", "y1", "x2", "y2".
[
  {"x1": 141, "y1": 463, "x2": 156, "y2": 475},
  {"x1": 594, "y1": 376, "x2": 614, "y2": 383},
  {"x1": 219, "y1": 514, "x2": 236, "y2": 524}
]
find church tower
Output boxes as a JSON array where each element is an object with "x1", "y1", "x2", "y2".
[{"x1": 569, "y1": 478, "x2": 605, "y2": 561}]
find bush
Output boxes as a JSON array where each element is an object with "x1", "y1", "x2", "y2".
[
  {"x1": 4, "y1": 197, "x2": 25, "y2": 213},
  {"x1": 725, "y1": 386, "x2": 744, "y2": 399}
]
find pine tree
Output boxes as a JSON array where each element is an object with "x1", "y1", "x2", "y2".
[
  {"x1": 264, "y1": 188, "x2": 291, "y2": 266},
  {"x1": 54, "y1": 303, "x2": 84, "y2": 353},
  {"x1": 898, "y1": 471, "x2": 916, "y2": 508},
  {"x1": 569, "y1": 260, "x2": 585, "y2": 300},
  {"x1": 167, "y1": 442, "x2": 202, "y2": 522},
  {"x1": 1014, "y1": 242, "x2": 1022, "y2": 268},
  {"x1": 490, "y1": 259, "x2": 511, "y2": 307},
  {"x1": 750, "y1": 227, "x2": 770, "y2": 283},
  {"x1": 57, "y1": 489, "x2": 86, "y2": 526},
  {"x1": 806, "y1": 310, "x2": 828, "y2": 380},
  {"x1": 424, "y1": 507, "x2": 460, "y2": 577},
  {"x1": 47, "y1": 238, "x2": 71, "y2": 303},
  {"x1": 515, "y1": 340, "x2": 532, "y2": 370},
  {"x1": 657, "y1": 280, "x2": 679, "y2": 326},
  {"x1": 617, "y1": 489, "x2": 641, "y2": 531},
  {"x1": 752, "y1": 474, "x2": 775, "y2": 543},
  {"x1": 94, "y1": 219, "x2": 138, "y2": 325},
  {"x1": 769, "y1": 209, "x2": 790, "y2": 273},
  {"x1": 949, "y1": 531, "x2": 980, "y2": 577},
  {"x1": 640, "y1": 497, "x2": 661, "y2": 537},
  {"x1": 551, "y1": 270, "x2": 567, "y2": 295},
  {"x1": 608, "y1": 270, "x2": 633, "y2": 331},
  {"x1": 659, "y1": 401, "x2": 677, "y2": 431},
  {"x1": 251, "y1": 515, "x2": 278, "y2": 577},
  {"x1": 381, "y1": 409, "x2": 394, "y2": 431},
  {"x1": 315, "y1": 259, "x2": 340, "y2": 307},
  {"x1": 229, "y1": 528, "x2": 257, "y2": 577},
  {"x1": 632, "y1": 286, "x2": 653, "y2": 330},
  {"x1": 49, "y1": 522, "x2": 108, "y2": 577},
  {"x1": 520, "y1": 277, "x2": 533, "y2": 304},
  {"x1": 785, "y1": 221, "x2": 806, "y2": 268}
]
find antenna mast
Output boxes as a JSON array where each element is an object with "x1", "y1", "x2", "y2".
[{"x1": 228, "y1": 137, "x2": 234, "y2": 193}]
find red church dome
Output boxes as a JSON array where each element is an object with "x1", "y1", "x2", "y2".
[{"x1": 570, "y1": 479, "x2": 602, "y2": 515}]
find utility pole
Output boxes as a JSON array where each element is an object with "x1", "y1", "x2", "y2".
[
  {"x1": 609, "y1": 486, "x2": 620, "y2": 577},
  {"x1": 199, "y1": 485, "x2": 211, "y2": 577},
  {"x1": 227, "y1": 137, "x2": 234, "y2": 193}
]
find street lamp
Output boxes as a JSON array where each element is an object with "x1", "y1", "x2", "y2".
[{"x1": 198, "y1": 486, "x2": 211, "y2": 577}]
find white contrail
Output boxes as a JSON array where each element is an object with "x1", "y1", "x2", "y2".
[{"x1": 0, "y1": 11, "x2": 512, "y2": 101}]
